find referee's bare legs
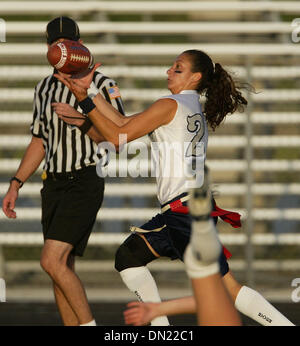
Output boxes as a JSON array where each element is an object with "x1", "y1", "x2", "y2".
[
  {"x1": 53, "y1": 253, "x2": 78, "y2": 326},
  {"x1": 40, "y1": 239, "x2": 94, "y2": 326}
]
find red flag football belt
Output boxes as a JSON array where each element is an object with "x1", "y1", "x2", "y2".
[
  {"x1": 161, "y1": 196, "x2": 241, "y2": 229},
  {"x1": 161, "y1": 196, "x2": 236, "y2": 260}
]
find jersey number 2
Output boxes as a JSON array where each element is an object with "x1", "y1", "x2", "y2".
[{"x1": 186, "y1": 113, "x2": 205, "y2": 157}]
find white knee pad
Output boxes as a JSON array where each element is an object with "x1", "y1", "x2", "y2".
[
  {"x1": 184, "y1": 244, "x2": 220, "y2": 279},
  {"x1": 184, "y1": 219, "x2": 221, "y2": 279}
]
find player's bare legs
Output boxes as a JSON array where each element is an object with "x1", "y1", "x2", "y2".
[
  {"x1": 191, "y1": 273, "x2": 241, "y2": 326},
  {"x1": 40, "y1": 239, "x2": 94, "y2": 325},
  {"x1": 185, "y1": 169, "x2": 242, "y2": 326}
]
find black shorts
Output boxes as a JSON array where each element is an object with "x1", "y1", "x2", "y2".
[
  {"x1": 41, "y1": 165, "x2": 104, "y2": 256},
  {"x1": 132, "y1": 196, "x2": 230, "y2": 276}
]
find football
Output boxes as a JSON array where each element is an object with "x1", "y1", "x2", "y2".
[{"x1": 47, "y1": 39, "x2": 93, "y2": 74}]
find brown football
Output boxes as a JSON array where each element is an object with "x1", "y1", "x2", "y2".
[{"x1": 47, "y1": 39, "x2": 93, "y2": 74}]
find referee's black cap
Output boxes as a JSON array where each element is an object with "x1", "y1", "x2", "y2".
[{"x1": 46, "y1": 16, "x2": 80, "y2": 44}]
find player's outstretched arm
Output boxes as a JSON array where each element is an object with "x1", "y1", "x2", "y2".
[{"x1": 55, "y1": 68, "x2": 177, "y2": 146}]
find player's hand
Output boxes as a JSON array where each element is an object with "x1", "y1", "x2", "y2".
[
  {"x1": 54, "y1": 63, "x2": 101, "y2": 101},
  {"x1": 2, "y1": 188, "x2": 19, "y2": 219},
  {"x1": 123, "y1": 301, "x2": 157, "y2": 326},
  {"x1": 52, "y1": 103, "x2": 86, "y2": 126}
]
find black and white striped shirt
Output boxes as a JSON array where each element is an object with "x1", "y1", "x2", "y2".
[{"x1": 31, "y1": 71, "x2": 124, "y2": 173}]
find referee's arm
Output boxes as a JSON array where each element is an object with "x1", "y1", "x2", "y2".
[
  {"x1": 13, "y1": 136, "x2": 45, "y2": 184},
  {"x1": 2, "y1": 136, "x2": 45, "y2": 218},
  {"x1": 13, "y1": 87, "x2": 46, "y2": 185}
]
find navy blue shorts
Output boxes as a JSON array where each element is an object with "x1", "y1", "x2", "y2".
[{"x1": 133, "y1": 208, "x2": 230, "y2": 277}]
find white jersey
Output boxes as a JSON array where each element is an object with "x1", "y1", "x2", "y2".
[{"x1": 149, "y1": 90, "x2": 208, "y2": 205}]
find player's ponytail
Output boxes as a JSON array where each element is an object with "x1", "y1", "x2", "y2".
[{"x1": 183, "y1": 50, "x2": 248, "y2": 131}]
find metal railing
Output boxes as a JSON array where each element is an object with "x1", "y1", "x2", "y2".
[
  {"x1": 0, "y1": 0, "x2": 300, "y2": 290},
  {"x1": 1, "y1": 1, "x2": 300, "y2": 15}
]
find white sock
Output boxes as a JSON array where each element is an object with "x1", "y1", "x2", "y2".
[
  {"x1": 80, "y1": 319, "x2": 97, "y2": 326},
  {"x1": 120, "y1": 266, "x2": 170, "y2": 326},
  {"x1": 235, "y1": 286, "x2": 294, "y2": 326}
]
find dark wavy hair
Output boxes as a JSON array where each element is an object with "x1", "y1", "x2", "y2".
[{"x1": 183, "y1": 49, "x2": 248, "y2": 131}]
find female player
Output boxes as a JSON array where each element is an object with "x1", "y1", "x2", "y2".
[
  {"x1": 123, "y1": 169, "x2": 294, "y2": 326},
  {"x1": 54, "y1": 49, "x2": 293, "y2": 326}
]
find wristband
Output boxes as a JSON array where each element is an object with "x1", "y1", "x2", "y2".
[
  {"x1": 10, "y1": 176, "x2": 24, "y2": 188},
  {"x1": 87, "y1": 82, "x2": 99, "y2": 99},
  {"x1": 79, "y1": 97, "x2": 96, "y2": 114},
  {"x1": 78, "y1": 117, "x2": 93, "y2": 134}
]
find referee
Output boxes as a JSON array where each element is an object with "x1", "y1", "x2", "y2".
[{"x1": 2, "y1": 16, "x2": 125, "y2": 326}]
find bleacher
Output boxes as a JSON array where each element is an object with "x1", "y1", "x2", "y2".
[{"x1": 1, "y1": 0, "x2": 300, "y2": 294}]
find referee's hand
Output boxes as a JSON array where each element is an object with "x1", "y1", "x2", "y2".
[
  {"x1": 52, "y1": 103, "x2": 85, "y2": 126},
  {"x1": 2, "y1": 188, "x2": 18, "y2": 219}
]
